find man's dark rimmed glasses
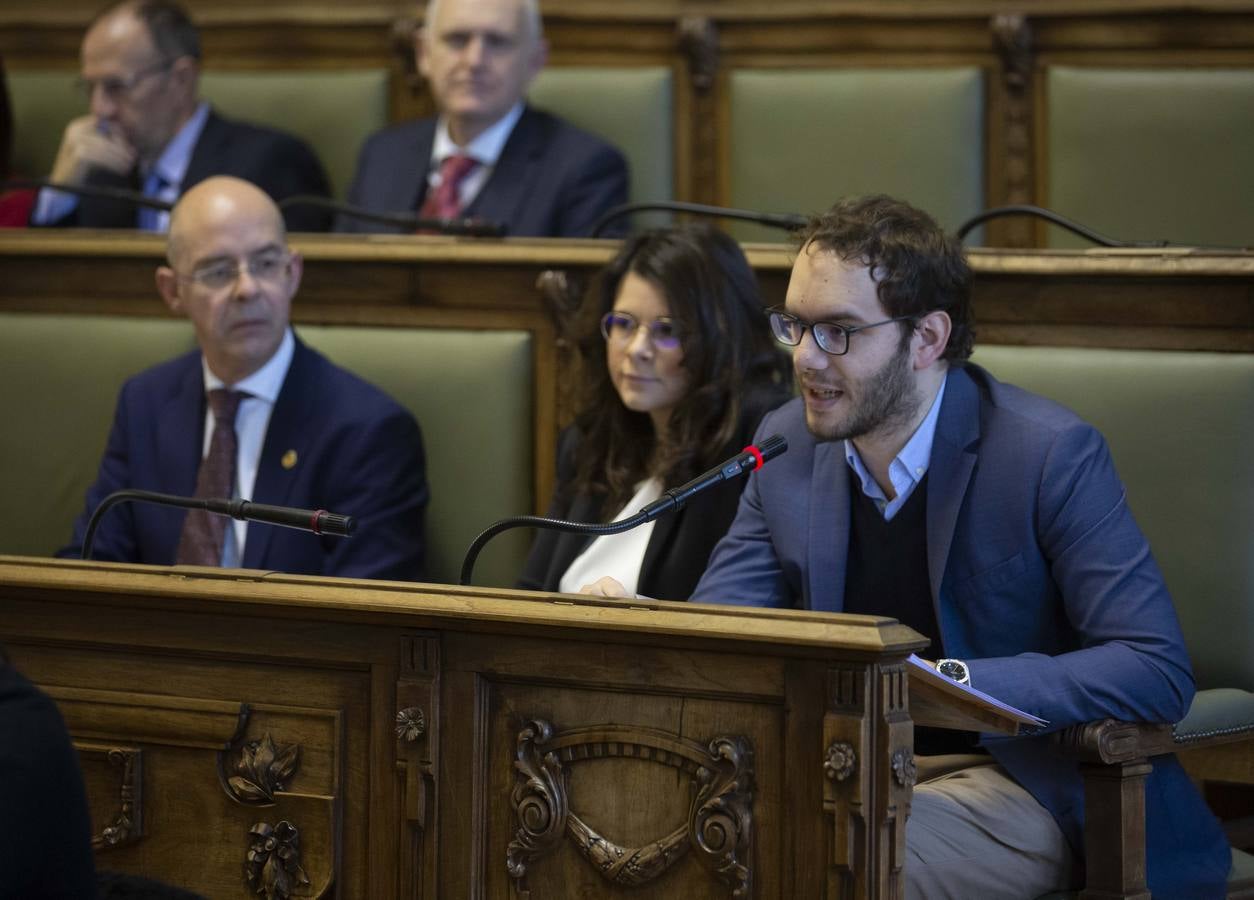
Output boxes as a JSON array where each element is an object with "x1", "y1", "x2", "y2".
[
  {"x1": 600, "y1": 311, "x2": 682, "y2": 351},
  {"x1": 76, "y1": 59, "x2": 175, "y2": 100},
  {"x1": 767, "y1": 307, "x2": 915, "y2": 356}
]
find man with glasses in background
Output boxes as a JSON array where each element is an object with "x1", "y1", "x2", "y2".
[
  {"x1": 586, "y1": 194, "x2": 1231, "y2": 898},
  {"x1": 31, "y1": 0, "x2": 331, "y2": 231},
  {"x1": 61, "y1": 176, "x2": 429, "y2": 581}
]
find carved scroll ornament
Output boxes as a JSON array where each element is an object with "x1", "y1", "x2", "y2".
[{"x1": 507, "y1": 719, "x2": 754, "y2": 897}]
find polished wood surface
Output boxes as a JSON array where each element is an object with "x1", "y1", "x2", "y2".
[
  {"x1": 2, "y1": 231, "x2": 1250, "y2": 353},
  {"x1": 4, "y1": 2, "x2": 1254, "y2": 247},
  {"x1": 1, "y1": 554, "x2": 929, "y2": 898}
]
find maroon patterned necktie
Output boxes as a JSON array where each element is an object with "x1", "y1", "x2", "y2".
[
  {"x1": 175, "y1": 389, "x2": 245, "y2": 566},
  {"x1": 417, "y1": 154, "x2": 479, "y2": 224}
]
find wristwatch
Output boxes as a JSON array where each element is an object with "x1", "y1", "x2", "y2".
[{"x1": 936, "y1": 658, "x2": 971, "y2": 686}]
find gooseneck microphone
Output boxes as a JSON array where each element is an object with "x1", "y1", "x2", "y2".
[
  {"x1": 458, "y1": 434, "x2": 787, "y2": 586},
  {"x1": 276, "y1": 194, "x2": 507, "y2": 237},
  {"x1": 589, "y1": 201, "x2": 807, "y2": 239},
  {"x1": 81, "y1": 489, "x2": 355, "y2": 562},
  {"x1": 5, "y1": 177, "x2": 174, "y2": 212}
]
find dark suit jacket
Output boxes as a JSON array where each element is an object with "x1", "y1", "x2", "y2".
[
  {"x1": 62, "y1": 109, "x2": 332, "y2": 232},
  {"x1": 692, "y1": 364, "x2": 1231, "y2": 896},
  {"x1": 62, "y1": 337, "x2": 428, "y2": 582},
  {"x1": 518, "y1": 387, "x2": 789, "y2": 599},
  {"x1": 339, "y1": 106, "x2": 628, "y2": 237},
  {"x1": 0, "y1": 656, "x2": 96, "y2": 900}
]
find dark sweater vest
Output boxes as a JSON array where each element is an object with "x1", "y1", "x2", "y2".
[{"x1": 844, "y1": 469, "x2": 978, "y2": 755}]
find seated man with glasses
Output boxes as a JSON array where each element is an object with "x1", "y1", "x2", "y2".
[
  {"x1": 584, "y1": 195, "x2": 1231, "y2": 898},
  {"x1": 31, "y1": 0, "x2": 331, "y2": 232},
  {"x1": 60, "y1": 176, "x2": 429, "y2": 581}
]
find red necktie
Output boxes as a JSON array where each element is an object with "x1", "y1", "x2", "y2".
[
  {"x1": 418, "y1": 154, "x2": 478, "y2": 224},
  {"x1": 175, "y1": 389, "x2": 244, "y2": 566}
]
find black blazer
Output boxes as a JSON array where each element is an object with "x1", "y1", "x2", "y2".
[
  {"x1": 517, "y1": 387, "x2": 790, "y2": 600},
  {"x1": 64, "y1": 109, "x2": 333, "y2": 232},
  {"x1": 0, "y1": 656, "x2": 96, "y2": 899}
]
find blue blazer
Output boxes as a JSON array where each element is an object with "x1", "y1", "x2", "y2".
[
  {"x1": 338, "y1": 106, "x2": 628, "y2": 237},
  {"x1": 693, "y1": 364, "x2": 1230, "y2": 896},
  {"x1": 62, "y1": 337, "x2": 428, "y2": 582}
]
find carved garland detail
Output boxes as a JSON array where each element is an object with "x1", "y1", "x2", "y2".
[
  {"x1": 507, "y1": 719, "x2": 754, "y2": 897},
  {"x1": 245, "y1": 820, "x2": 310, "y2": 900}
]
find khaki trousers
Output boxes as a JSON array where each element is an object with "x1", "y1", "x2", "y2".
[{"x1": 905, "y1": 757, "x2": 1076, "y2": 899}]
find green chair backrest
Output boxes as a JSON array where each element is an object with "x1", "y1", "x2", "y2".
[
  {"x1": 1046, "y1": 67, "x2": 1254, "y2": 249},
  {"x1": 528, "y1": 66, "x2": 674, "y2": 212},
  {"x1": 726, "y1": 67, "x2": 985, "y2": 242},
  {"x1": 200, "y1": 70, "x2": 389, "y2": 201},
  {"x1": 971, "y1": 346, "x2": 1254, "y2": 691},
  {"x1": 0, "y1": 314, "x2": 534, "y2": 588}
]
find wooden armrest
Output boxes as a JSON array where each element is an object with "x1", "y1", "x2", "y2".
[{"x1": 1053, "y1": 719, "x2": 1174, "y2": 764}]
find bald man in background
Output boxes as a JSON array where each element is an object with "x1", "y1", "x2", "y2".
[
  {"x1": 33, "y1": 0, "x2": 331, "y2": 232},
  {"x1": 62, "y1": 176, "x2": 428, "y2": 580}
]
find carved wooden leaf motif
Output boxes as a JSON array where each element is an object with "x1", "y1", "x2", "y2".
[{"x1": 230, "y1": 733, "x2": 300, "y2": 803}]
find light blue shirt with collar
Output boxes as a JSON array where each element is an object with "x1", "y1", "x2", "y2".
[
  {"x1": 844, "y1": 371, "x2": 949, "y2": 521},
  {"x1": 428, "y1": 101, "x2": 525, "y2": 210},
  {"x1": 33, "y1": 101, "x2": 211, "y2": 230},
  {"x1": 199, "y1": 326, "x2": 296, "y2": 567}
]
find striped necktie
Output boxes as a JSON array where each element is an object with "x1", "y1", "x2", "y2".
[{"x1": 175, "y1": 389, "x2": 245, "y2": 566}]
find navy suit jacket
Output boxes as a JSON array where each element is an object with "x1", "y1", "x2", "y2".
[
  {"x1": 693, "y1": 364, "x2": 1231, "y2": 896},
  {"x1": 338, "y1": 106, "x2": 628, "y2": 237},
  {"x1": 64, "y1": 109, "x2": 332, "y2": 232},
  {"x1": 62, "y1": 337, "x2": 428, "y2": 582}
]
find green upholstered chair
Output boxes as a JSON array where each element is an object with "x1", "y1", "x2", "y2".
[
  {"x1": 726, "y1": 67, "x2": 985, "y2": 243},
  {"x1": 528, "y1": 66, "x2": 674, "y2": 215},
  {"x1": 972, "y1": 346, "x2": 1254, "y2": 898},
  {"x1": 4, "y1": 69, "x2": 390, "y2": 201},
  {"x1": 0, "y1": 314, "x2": 534, "y2": 588},
  {"x1": 200, "y1": 70, "x2": 389, "y2": 201},
  {"x1": 5, "y1": 71, "x2": 83, "y2": 180},
  {"x1": 1046, "y1": 67, "x2": 1254, "y2": 250}
]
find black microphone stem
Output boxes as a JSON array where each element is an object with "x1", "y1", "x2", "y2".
[
  {"x1": 81, "y1": 489, "x2": 353, "y2": 562},
  {"x1": 459, "y1": 434, "x2": 787, "y2": 586},
  {"x1": 590, "y1": 201, "x2": 807, "y2": 239}
]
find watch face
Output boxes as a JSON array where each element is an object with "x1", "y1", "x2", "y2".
[{"x1": 938, "y1": 660, "x2": 967, "y2": 682}]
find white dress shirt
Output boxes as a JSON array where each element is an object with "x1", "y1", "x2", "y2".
[{"x1": 426, "y1": 102, "x2": 525, "y2": 210}]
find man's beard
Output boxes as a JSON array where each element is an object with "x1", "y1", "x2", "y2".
[{"x1": 806, "y1": 339, "x2": 922, "y2": 443}]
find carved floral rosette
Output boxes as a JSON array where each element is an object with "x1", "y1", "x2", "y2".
[{"x1": 507, "y1": 719, "x2": 754, "y2": 897}]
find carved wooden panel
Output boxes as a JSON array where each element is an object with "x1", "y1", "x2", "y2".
[{"x1": 75, "y1": 742, "x2": 144, "y2": 851}]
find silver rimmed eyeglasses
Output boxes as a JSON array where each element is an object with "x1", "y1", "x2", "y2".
[
  {"x1": 178, "y1": 250, "x2": 292, "y2": 291},
  {"x1": 600, "y1": 311, "x2": 682, "y2": 351},
  {"x1": 77, "y1": 59, "x2": 175, "y2": 101},
  {"x1": 766, "y1": 307, "x2": 914, "y2": 356}
]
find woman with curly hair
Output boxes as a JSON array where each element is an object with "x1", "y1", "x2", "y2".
[{"x1": 518, "y1": 224, "x2": 791, "y2": 599}]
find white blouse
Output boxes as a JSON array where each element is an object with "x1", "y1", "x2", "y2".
[{"x1": 558, "y1": 478, "x2": 664, "y2": 596}]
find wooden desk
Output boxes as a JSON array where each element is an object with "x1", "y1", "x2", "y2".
[
  {"x1": 1, "y1": 555, "x2": 928, "y2": 898},
  {"x1": 2, "y1": 231, "x2": 1249, "y2": 353}
]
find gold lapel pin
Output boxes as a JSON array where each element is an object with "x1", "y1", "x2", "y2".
[{"x1": 281, "y1": 449, "x2": 298, "y2": 470}]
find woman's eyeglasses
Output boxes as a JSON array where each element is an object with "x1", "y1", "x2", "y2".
[{"x1": 600, "y1": 311, "x2": 682, "y2": 351}]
